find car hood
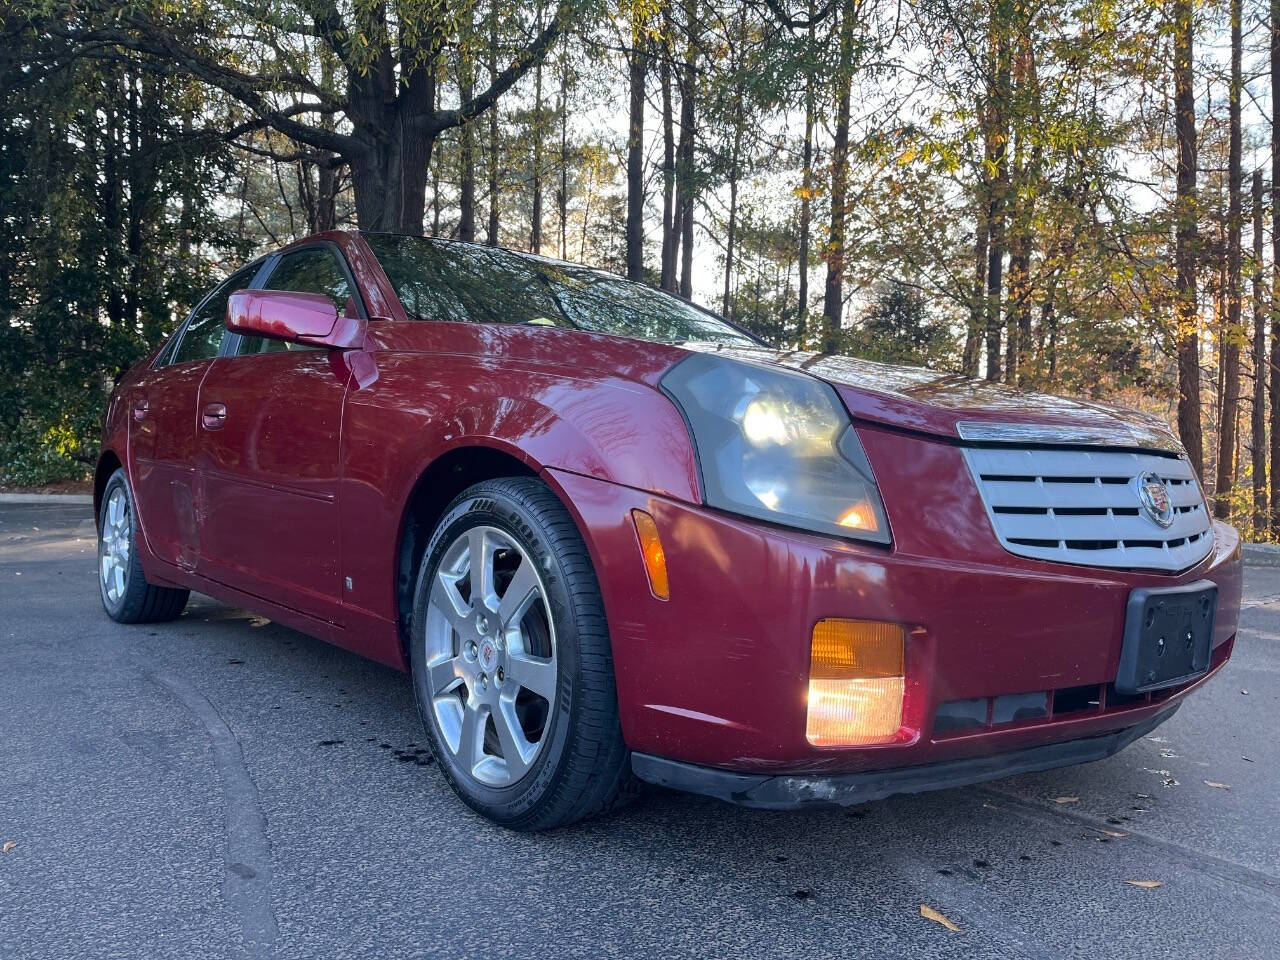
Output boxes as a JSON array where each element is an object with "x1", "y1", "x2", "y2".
[{"x1": 699, "y1": 347, "x2": 1182, "y2": 452}]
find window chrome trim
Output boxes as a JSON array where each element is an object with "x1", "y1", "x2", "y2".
[{"x1": 955, "y1": 420, "x2": 1184, "y2": 456}]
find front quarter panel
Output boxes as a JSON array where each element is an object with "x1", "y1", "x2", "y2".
[{"x1": 338, "y1": 326, "x2": 699, "y2": 625}]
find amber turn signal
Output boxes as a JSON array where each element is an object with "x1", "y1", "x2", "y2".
[
  {"x1": 631, "y1": 509, "x2": 669, "y2": 600},
  {"x1": 806, "y1": 619, "x2": 905, "y2": 745}
]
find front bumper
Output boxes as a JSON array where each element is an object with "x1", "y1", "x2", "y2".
[
  {"x1": 544, "y1": 439, "x2": 1241, "y2": 777},
  {"x1": 631, "y1": 702, "x2": 1177, "y2": 809}
]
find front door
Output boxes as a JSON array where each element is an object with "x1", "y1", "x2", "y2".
[
  {"x1": 130, "y1": 263, "x2": 260, "y2": 570},
  {"x1": 194, "y1": 245, "x2": 362, "y2": 621}
]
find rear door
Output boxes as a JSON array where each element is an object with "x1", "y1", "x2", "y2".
[
  {"x1": 130, "y1": 263, "x2": 261, "y2": 570},
  {"x1": 194, "y1": 244, "x2": 363, "y2": 621}
]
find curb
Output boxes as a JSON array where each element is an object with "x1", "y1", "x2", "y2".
[
  {"x1": 1242, "y1": 543, "x2": 1280, "y2": 568},
  {"x1": 0, "y1": 494, "x2": 93, "y2": 505}
]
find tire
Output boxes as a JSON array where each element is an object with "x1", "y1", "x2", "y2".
[
  {"x1": 97, "y1": 468, "x2": 190, "y2": 624},
  {"x1": 409, "y1": 476, "x2": 636, "y2": 830}
]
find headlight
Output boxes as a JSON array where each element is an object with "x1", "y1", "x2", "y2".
[{"x1": 661, "y1": 353, "x2": 891, "y2": 544}]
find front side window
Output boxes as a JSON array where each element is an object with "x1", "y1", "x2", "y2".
[
  {"x1": 236, "y1": 247, "x2": 355, "y2": 355},
  {"x1": 168, "y1": 263, "x2": 260, "y2": 366},
  {"x1": 363, "y1": 234, "x2": 757, "y2": 347},
  {"x1": 364, "y1": 234, "x2": 560, "y2": 326}
]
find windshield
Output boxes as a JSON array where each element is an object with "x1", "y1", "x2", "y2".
[{"x1": 363, "y1": 233, "x2": 758, "y2": 348}]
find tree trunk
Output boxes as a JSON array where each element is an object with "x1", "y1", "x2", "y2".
[
  {"x1": 487, "y1": 9, "x2": 501, "y2": 246},
  {"x1": 820, "y1": 1, "x2": 855, "y2": 351},
  {"x1": 348, "y1": 65, "x2": 436, "y2": 234},
  {"x1": 432, "y1": 151, "x2": 441, "y2": 237},
  {"x1": 625, "y1": 32, "x2": 647, "y2": 281},
  {"x1": 722, "y1": 90, "x2": 744, "y2": 316},
  {"x1": 1216, "y1": 0, "x2": 1243, "y2": 520},
  {"x1": 103, "y1": 96, "x2": 126, "y2": 328},
  {"x1": 983, "y1": 23, "x2": 1011, "y2": 383},
  {"x1": 963, "y1": 186, "x2": 989, "y2": 377},
  {"x1": 458, "y1": 23, "x2": 476, "y2": 243},
  {"x1": 1174, "y1": 0, "x2": 1203, "y2": 474},
  {"x1": 659, "y1": 29, "x2": 678, "y2": 291},
  {"x1": 1273, "y1": 0, "x2": 1280, "y2": 536},
  {"x1": 1007, "y1": 29, "x2": 1040, "y2": 386},
  {"x1": 552, "y1": 47, "x2": 568, "y2": 257},
  {"x1": 315, "y1": 159, "x2": 339, "y2": 232},
  {"x1": 723, "y1": 168, "x2": 739, "y2": 316},
  {"x1": 1042, "y1": 282, "x2": 1059, "y2": 385},
  {"x1": 530, "y1": 56, "x2": 544, "y2": 254},
  {"x1": 797, "y1": 8, "x2": 815, "y2": 346},
  {"x1": 676, "y1": 0, "x2": 697, "y2": 299},
  {"x1": 1252, "y1": 169, "x2": 1268, "y2": 533},
  {"x1": 1006, "y1": 233, "x2": 1028, "y2": 385}
]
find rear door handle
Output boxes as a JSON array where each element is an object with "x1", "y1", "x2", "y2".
[{"x1": 202, "y1": 402, "x2": 227, "y2": 430}]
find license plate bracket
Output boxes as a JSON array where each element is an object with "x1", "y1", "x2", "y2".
[{"x1": 1116, "y1": 580, "x2": 1216, "y2": 695}]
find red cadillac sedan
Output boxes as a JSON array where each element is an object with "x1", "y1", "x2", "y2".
[{"x1": 95, "y1": 231, "x2": 1241, "y2": 829}]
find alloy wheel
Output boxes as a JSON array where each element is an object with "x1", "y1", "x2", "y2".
[
  {"x1": 99, "y1": 487, "x2": 131, "y2": 604},
  {"x1": 424, "y1": 525, "x2": 558, "y2": 787}
]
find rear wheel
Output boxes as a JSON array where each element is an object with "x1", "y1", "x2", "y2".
[
  {"x1": 409, "y1": 477, "x2": 635, "y2": 830},
  {"x1": 98, "y1": 468, "x2": 189, "y2": 623}
]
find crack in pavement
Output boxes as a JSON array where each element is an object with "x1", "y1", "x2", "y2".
[
  {"x1": 976, "y1": 787, "x2": 1280, "y2": 904},
  {"x1": 1239, "y1": 592, "x2": 1280, "y2": 609},
  {"x1": 879, "y1": 798, "x2": 1072, "y2": 958},
  {"x1": 149, "y1": 670, "x2": 279, "y2": 959}
]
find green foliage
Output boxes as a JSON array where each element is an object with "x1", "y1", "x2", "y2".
[
  {"x1": 842, "y1": 282, "x2": 958, "y2": 369},
  {"x1": 0, "y1": 25, "x2": 249, "y2": 485}
]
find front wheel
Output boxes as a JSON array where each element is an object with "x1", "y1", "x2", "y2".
[
  {"x1": 409, "y1": 477, "x2": 635, "y2": 830},
  {"x1": 98, "y1": 468, "x2": 189, "y2": 623}
]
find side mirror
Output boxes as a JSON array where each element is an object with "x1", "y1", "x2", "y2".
[{"x1": 226, "y1": 289, "x2": 366, "y2": 349}]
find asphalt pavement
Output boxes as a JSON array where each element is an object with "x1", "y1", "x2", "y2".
[{"x1": 1, "y1": 500, "x2": 1277, "y2": 959}]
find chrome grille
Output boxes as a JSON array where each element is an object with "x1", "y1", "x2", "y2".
[{"x1": 962, "y1": 446, "x2": 1213, "y2": 572}]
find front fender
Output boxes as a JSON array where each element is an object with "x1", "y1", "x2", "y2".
[
  {"x1": 336, "y1": 350, "x2": 701, "y2": 630},
  {"x1": 343, "y1": 352, "x2": 700, "y2": 507}
]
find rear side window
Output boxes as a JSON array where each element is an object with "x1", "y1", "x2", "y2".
[
  {"x1": 236, "y1": 247, "x2": 355, "y2": 355},
  {"x1": 169, "y1": 263, "x2": 260, "y2": 365}
]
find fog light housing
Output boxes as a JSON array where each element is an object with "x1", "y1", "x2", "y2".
[{"x1": 806, "y1": 619, "x2": 905, "y2": 745}]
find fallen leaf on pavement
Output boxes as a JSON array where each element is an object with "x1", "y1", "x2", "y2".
[
  {"x1": 1203, "y1": 781, "x2": 1230, "y2": 790},
  {"x1": 2, "y1": 842, "x2": 15, "y2": 854},
  {"x1": 1124, "y1": 880, "x2": 1163, "y2": 889},
  {"x1": 1052, "y1": 796, "x2": 1079, "y2": 804},
  {"x1": 920, "y1": 905, "x2": 960, "y2": 932},
  {"x1": 1095, "y1": 828, "x2": 1128, "y2": 838}
]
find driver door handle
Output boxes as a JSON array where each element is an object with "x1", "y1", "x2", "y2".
[{"x1": 202, "y1": 402, "x2": 227, "y2": 431}]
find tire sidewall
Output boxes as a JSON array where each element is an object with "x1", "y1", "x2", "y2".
[{"x1": 409, "y1": 487, "x2": 585, "y2": 823}]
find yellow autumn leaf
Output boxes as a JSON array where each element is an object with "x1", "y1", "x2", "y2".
[
  {"x1": 2, "y1": 842, "x2": 15, "y2": 854},
  {"x1": 898, "y1": 146, "x2": 917, "y2": 166},
  {"x1": 1052, "y1": 796, "x2": 1079, "y2": 804},
  {"x1": 1095, "y1": 828, "x2": 1128, "y2": 838},
  {"x1": 920, "y1": 905, "x2": 960, "y2": 932},
  {"x1": 1124, "y1": 880, "x2": 1163, "y2": 889}
]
